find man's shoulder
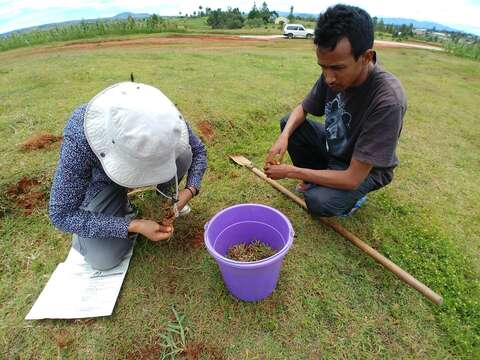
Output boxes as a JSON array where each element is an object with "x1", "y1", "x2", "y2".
[{"x1": 370, "y1": 66, "x2": 407, "y2": 107}]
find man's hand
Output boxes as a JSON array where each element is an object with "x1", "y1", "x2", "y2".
[
  {"x1": 128, "y1": 219, "x2": 173, "y2": 242},
  {"x1": 265, "y1": 134, "x2": 288, "y2": 168},
  {"x1": 264, "y1": 163, "x2": 294, "y2": 180}
]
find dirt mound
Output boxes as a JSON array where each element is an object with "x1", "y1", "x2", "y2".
[
  {"x1": 6, "y1": 176, "x2": 46, "y2": 214},
  {"x1": 20, "y1": 132, "x2": 62, "y2": 151},
  {"x1": 197, "y1": 121, "x2": 214, "y2": 142}
]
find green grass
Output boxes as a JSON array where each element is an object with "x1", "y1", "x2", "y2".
[
  {"x1": 444, "y1": 41, "x2": 480, "y2": 61},
  {"x1": 0, "y1": 37, "x2": 479, "y2": 358}
]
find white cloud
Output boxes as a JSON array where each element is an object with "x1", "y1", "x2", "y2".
[{"x1": 1, "y1": 0, "x2": 479, "y2": 34}]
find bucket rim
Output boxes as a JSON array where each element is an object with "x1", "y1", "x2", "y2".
[{"x1": 204, "y1": 203, "x2": 294, "y2": 269}]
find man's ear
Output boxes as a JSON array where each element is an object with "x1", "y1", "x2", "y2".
[{"x1": 362, "y1": 49, "x2": 375, "y2": 64}]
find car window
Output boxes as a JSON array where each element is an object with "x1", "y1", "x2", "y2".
[{"x1": 299, "y1": 26, "x2": 305, "y2": 31}]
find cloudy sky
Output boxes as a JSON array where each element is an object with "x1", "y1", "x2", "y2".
[{"x1": 1, "y1": 0, "x2": 479, "y2": 35}]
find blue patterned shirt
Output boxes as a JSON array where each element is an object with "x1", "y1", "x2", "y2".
[{"x1": 49, "y1": 105, "x2": 207, "y2": 239}]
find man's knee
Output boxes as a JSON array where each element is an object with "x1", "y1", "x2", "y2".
[
  {"x1": 304, "y1": 187, "x2": 356, "y2": 217},
  {"x1": 280, "y1": 113, "x2": 291, "y2": 131}
]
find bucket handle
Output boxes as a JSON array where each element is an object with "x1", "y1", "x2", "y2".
[
  {"x1": 290, "y1": 227, "x2": 295, "y2": 239},
  {"x1": 204, "y1": 221, "x2": 210, "y2": 231}
]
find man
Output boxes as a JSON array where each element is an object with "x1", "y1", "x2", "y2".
[
  {"x1": 265, "y1": 4, "x2": 406, "y2": 217},
  {"x1": 49, "y1": 82, "x2": 207, "y2": 270}
]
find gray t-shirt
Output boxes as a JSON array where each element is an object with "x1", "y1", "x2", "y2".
[{"x1": 302, "y1": 64, "x2": 407, "y2": 186}]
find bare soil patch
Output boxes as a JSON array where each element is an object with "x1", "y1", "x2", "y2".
[
  {"x1": 188, "y1": 231, "x2": 204, "y2": 249},
  {"x1": 176, "y1": 230, "x2": 204, "y2": 250},
  {"x1": 18, "y1": 35, "x2": 272, "y2": 57},
  {"x1": 54, "y1": 329, "x2": 74, "y2": 349},
  {"x1": 6, "y1": 176, "x2": 46, "y2": 214},
  {"x1": 127, "y1": 341, "x2": 162, "y2": 360},
  {"x1": 197, "y1": 121, "x2": 215, "y2": 142},
  {"x1": 20, "y1": 132, "x2": 62, "y2": 151},
  {"x1": 182, "y1": 341, "x2": 226, "y2": 360}
]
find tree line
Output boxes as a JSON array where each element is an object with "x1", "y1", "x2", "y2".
[{"x1": 207, "y1": 2, "x2": 278, "y2": 29}]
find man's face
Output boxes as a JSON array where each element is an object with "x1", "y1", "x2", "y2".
[{"x1": 316, "y1": 37, "x2": 372, "y2": 92}]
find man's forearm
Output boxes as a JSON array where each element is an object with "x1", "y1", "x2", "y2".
[
  {"x1": 282, "y1": 104, "x2": 307, "y2": 138},
  {"x1": 288, "y1": 166, "x2": 360, "y2": 190}
]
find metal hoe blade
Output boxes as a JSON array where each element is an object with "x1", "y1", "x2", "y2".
[{"x1": 229, "y1": 154, "x2": 253, "y2": 168}]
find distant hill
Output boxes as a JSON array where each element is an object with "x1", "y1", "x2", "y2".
[
  {"x1": 376, "y1": 18, "x2": 458, "y2": 32},
  {"x1": 1, "y1": 12, "x2": 151, "y2": 37},
  {"x1": 277, "y1": 12, "x2": 461, "y2": 33}
]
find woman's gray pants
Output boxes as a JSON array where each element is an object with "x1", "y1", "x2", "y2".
[{"x1": 72, "y1": 148, "x2": 192, "y2": 270}]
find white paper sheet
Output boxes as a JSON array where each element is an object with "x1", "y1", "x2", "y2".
[{"x1": 25, "y1": 246, "x2": 133, "y2": 320}]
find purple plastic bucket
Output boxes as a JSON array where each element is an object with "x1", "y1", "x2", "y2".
[{"x1": 204, "y1": 204, "x2": 294, "y2": 301}]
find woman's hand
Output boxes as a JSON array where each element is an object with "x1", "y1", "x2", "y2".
[
  {"x1": 176, "y1": 188, "x2": 194, "y2": 212},
  {"x1": 128, "y1": 219, "x2": 173, "y2": 242},
  {"x1": 159, "y1": 187, "x2": 196, "y2": 225}
]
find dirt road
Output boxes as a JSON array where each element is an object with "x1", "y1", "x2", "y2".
[
  {"x1": 240, "y1": 35, "x2": 443, "y2": 51},
  {"x1": 374, "y1": 40, "x2": 443, "y2": 51}
]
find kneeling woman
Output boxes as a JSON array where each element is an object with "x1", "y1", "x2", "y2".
[{"x1": 49, "y1": 82, "x2": 207, "y2": 270}]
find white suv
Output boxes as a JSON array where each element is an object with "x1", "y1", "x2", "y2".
[{"x1": 283, "y1": 24, "x2": 314, "y2": 39}]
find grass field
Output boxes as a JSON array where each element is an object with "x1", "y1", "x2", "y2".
[{"x1": 0, "y1": 36, "x2": 479, "y2": 359}]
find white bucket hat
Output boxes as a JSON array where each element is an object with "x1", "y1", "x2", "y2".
[{"x1": 84, "y1": 82, "x2": 190, "y2": 188}]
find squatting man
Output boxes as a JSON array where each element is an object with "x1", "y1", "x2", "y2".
[{"x1": 265, "y1": 4, "x2": 407, "y2": 217}]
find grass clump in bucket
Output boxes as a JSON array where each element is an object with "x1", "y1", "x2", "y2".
[{"x1": 227, "y1": 239, "x2": 277, "y2": 262}]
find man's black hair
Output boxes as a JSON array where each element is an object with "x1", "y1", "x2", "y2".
[{"x1": 314, "y1": 4, "x2": 374, "y2": 60}]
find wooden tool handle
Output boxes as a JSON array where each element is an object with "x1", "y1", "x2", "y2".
[
  {"x1": 250, "y1": 167, "x2": 307, "y2": 208},
  {"x1": 320, "y1": 218, "x2": 443, "y2": 305},
  {"x1": 248, "y1": 165, "x2": 443, "y2": 305}
]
